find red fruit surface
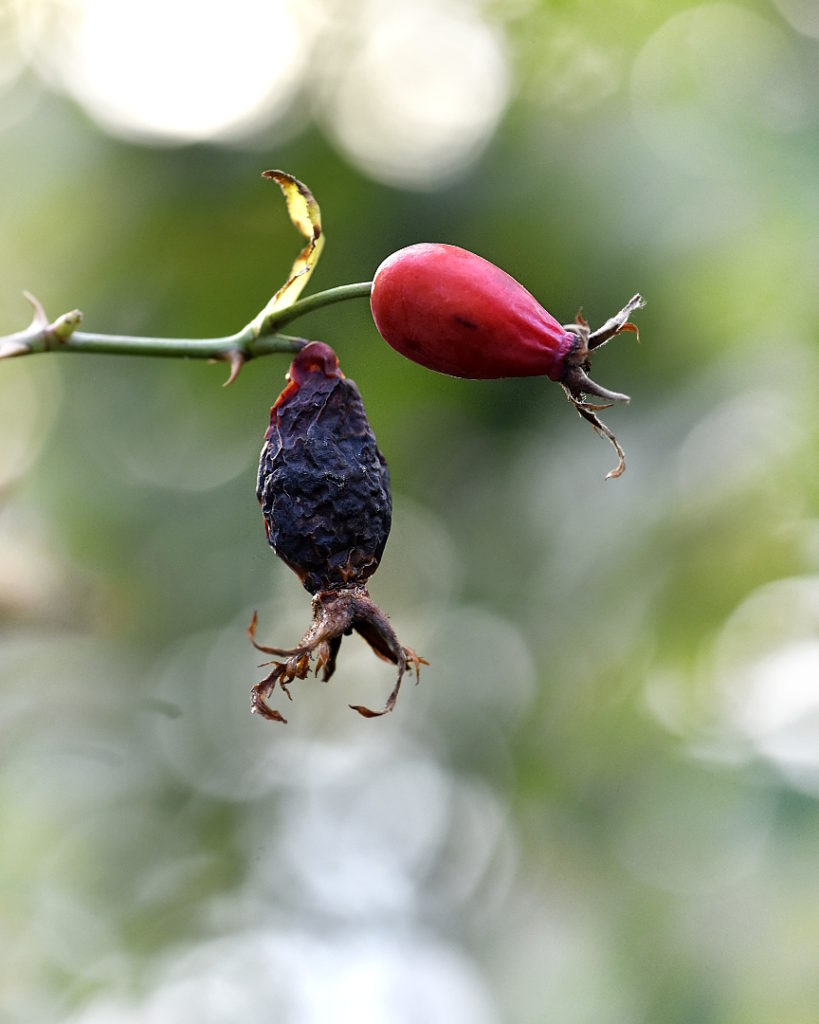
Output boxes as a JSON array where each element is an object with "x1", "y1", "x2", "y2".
[{"x1": 370, "y1": 243, "x2": 576, "y2": 381}]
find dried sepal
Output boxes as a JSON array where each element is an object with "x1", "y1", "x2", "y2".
[
  {"x1": 560, "y1": 293, "x2": 645, "y2": 479},
  {"x1": 587, "y1": 293, "x2": 645, "y2": 351},
  {"x1": 249, "y1": 589, "x2": 426, "y2": 723},
  {"x1": 249, "y1": 170, "x2": 325, "y2": 338},
  {"x1": 563, "y1": 388, "x2": 628, "y2": 480}
]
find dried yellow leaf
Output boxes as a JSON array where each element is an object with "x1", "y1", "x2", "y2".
[{"x1": 250, "y1": 170, "x2": 325, "y2": 337}]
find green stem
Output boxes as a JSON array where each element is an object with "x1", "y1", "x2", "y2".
[
  {"x1": 27, "y1": 329, "x2": 308, "y2": 360},
  {"x1": 253, "y1": 280, "x2": 374, "y2": 334},
  {"x1": 0, "y1": 281, "x2": 374, "y2": 370}
]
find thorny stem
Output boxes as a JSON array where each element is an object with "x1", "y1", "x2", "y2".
[{"x1": 0, "y1": 281, "x2": 374, "y2": 382}]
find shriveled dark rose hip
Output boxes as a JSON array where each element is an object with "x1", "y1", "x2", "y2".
[
  {"x1": 257, "y1": 340, "x2": 392, "y2": 593},
  {"x1": 251, "y1": 341, "x2": 425, "y2": 723}
]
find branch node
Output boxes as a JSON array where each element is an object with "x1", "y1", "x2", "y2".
[
  {"x1": 14, "y1": 292, "x2": 83, "y2": 352},
  {"x1": 51, "y1": 309, "x2": 83, "y2": 342}
]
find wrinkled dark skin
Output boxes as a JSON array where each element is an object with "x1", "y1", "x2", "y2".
[
  {"x1": 257, "y1": 346, "x2": 391, "y2": 594},
  {"x1": 252, "y1": 342, "x2": 425, "y2": 723}
]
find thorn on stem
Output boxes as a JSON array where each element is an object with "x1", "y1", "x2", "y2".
[
  {"x1": 23, "y1": 290, "x2": 49, "y2": 329},
  {"x1": 222, "y1": 350, "x2": 246, "y2": 387}
]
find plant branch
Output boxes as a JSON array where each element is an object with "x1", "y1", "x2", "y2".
[
  {"x1": 253, "y1": 281, "x2": 373, "y2": 333},
  {"x1": 0, "y1": 281, "x2": 374, "y2": 381}
]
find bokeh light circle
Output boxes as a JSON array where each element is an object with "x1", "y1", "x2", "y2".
[
  {"x1": 0, "y1": 360, "x2": 61, "y2": 489},
  {"x1": 713, "y1": 576, "x2": 819, "y2": 792},
  {"x1": 31, "y1": 0, "x2": 309, "y2": 143},
  {"x1": 631, "y1": 3, "x2": 806, "y2": 175},
  {"x1": 317, "y1": 0, "x2": 510, "y2": 188},
  {"x1": 772, "y1": 0, "x2": 819, "y2": 39}
]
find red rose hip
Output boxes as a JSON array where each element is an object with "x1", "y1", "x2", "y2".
[
  {"x1": 371, "y1": 243, "x2": 575, "y2": 380},
  {"x1": 370, "y1": 243, "x2": 644, "y2": 478}
]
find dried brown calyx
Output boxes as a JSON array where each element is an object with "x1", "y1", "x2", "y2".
[{"x1": 252, "y1": 341, "x2": 425, "y2": 723}]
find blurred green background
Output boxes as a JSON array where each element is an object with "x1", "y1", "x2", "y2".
[{"x1": 2, "y1": 0, "x2": 819, "y2": 1021}]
